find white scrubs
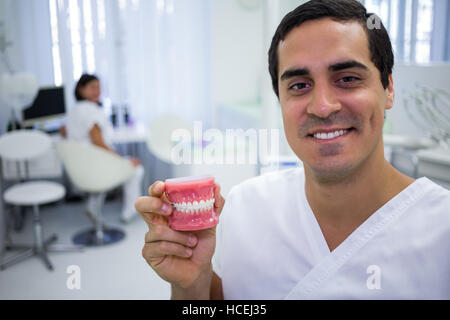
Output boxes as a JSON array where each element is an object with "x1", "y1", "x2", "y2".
[
  {"x1": 65, "y1": 100, "x2": 144, "y2": 222},
  {"x1": 213, "y1": 167, "x2": 450, "y2": 299}
]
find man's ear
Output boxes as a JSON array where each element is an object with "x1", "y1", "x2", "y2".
[{"x1": 385, "y1": 74, "x2": 394, "y2": 111}]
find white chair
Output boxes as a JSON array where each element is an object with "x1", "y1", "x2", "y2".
[
  {"x1": 0, "y1": 130, "x2": 82, "y2": 271},
  {"x1": 55, "y1": 141, "x2": 135, "y2": 246},
  {"x1": 146, "y1": 113, "x2": 193, "y2": 164}
]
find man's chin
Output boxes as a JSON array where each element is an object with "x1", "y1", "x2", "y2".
[{"x1": 304, "y1": 161, "x2": 357, "y2": 185}]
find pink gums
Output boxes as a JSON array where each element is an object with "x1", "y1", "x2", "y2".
[{"x1": 165, "y1": 175, "x2": 219, "y2": 231}]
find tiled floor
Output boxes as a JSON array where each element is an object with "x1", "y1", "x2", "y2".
[{"x1": 0, "y1": 197, "x2": 171, "y2": 299}]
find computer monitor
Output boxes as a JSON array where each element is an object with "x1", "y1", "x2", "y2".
[{"x1": 22, "y1": 86, "x2": 66, "y2": 129}]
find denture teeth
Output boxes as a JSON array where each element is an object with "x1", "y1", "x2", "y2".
[{"x1": 172, "y1": 198, "x2": 215, "y2": 214}]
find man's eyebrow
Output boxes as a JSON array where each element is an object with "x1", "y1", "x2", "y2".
[
  {"x1": 280, "y1": 67, "x2": 310, "y2": 82},
  {"x1": 328, "y1": 60, "x2": 369, "y2": 72},
  {"x1": 280, "y1": 60, "x2": 369, "y2": 82}
]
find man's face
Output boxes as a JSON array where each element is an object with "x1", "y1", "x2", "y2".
[{"x1": 277, "y1": 18, "x2": 394, "y2": 180}]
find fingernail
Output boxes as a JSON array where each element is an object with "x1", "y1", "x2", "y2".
[
  {"x1": 161, "y1": 203, "x2": 171, "y2": 214},
  {"x1": 186, "y1": 248, "x2": 192, "y2": 256},
  {"x1": 188, "y1": 235, "x2": 197, "y2": 245}
]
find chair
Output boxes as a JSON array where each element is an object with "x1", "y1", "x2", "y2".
[
  {"x1": 55, "y1": 141, "x2": 135, "y2": 246},
  {"x1": 146, "y1": 113, "x2": 193, "y2": 163},
  {"x1": 0, "y1": 130, "x2": 82, "y2": 271}
]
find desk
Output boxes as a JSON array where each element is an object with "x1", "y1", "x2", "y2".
[
  {"x1": 111, "y1": 123, "x2": 148, "y2": 158},
  {"x1": 383, "y1": 134, "x2": 436, "y2": 150},
  {"x1": 383, "y1": 134, "x2": 437, "y2": 178},
  {"x1": 111, "y1": 123, "x2": 147, "y2": 144},
  {"x1": 417, "y1": 148, "x2": 450, "y2": 189}
]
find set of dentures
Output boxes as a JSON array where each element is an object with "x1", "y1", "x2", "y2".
[
  {"x1": 172, "y1": 198, "x2": 215, "y2": 214},
  {"x1": 165, "y1": 175, "x2": 219, "y2": 231}
]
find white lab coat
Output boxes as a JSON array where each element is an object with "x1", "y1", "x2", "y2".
[
  {"x1": 66, "y1": 100, "x2": 114, "y2": 148},
  {"x1": 213, "y1": 167, "x2": 450, "y2": 299}
]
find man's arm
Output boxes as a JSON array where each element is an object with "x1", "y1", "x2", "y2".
[{"x1": 170, "y1": 269, "x2": 223, "y2": 300}]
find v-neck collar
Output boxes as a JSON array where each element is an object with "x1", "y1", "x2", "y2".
[
  {"x1": 299, "y1": 178, "x2": 331, "y2": 260},
  {"x1": 289, "y1": 175, "x2": 431, "y2": 299}
]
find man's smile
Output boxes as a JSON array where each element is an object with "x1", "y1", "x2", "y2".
[{"x1": 306, "y1": 127, "x2": 356, "y2": 143}]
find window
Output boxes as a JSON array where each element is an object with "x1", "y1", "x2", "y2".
[
  {"x1": 362, "y1": 0, "x2": 440, "y2": 63},
  {"x1": 49, "y1": 0, "x2": 99, "y2": 85},
  {"x1": 49, "y1": 0, "x2": 62, "y2": 86}
]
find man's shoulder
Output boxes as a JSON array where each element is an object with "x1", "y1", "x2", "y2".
[
  {"x1": 404, "y1": 178, "x2": 450, "y2": 230},
  {"x1": 419, "y1": 177, "x2": 450, "y2": 209},
  {"x1": 419, "y1": 177, "x2": 450, "y2": 199}
]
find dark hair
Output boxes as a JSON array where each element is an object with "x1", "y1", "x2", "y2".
[
  {"x1": 74, "y1": 73, "x2": 100, "y2": 101},
  {"x1": 268, "y1": 0, "x2": 394, "y2": 98}
]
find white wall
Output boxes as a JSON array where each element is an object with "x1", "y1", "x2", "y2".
[
  {"x1": 210, "y1": 0, "x2": 264, "y2": 106},
  {"x1": 210, "y1": 0, "x2": 306, "y2": 107}
]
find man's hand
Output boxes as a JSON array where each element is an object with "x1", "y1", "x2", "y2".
[{"x1": 135, "y1": 180, "x2": 225, "y2": 298}]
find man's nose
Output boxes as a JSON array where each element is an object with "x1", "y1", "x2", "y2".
[{"x1": 306, "y1": 82, "x2": 341, "y2": 119}]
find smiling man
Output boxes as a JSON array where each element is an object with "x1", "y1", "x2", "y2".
[
  {"x1": 135, "y1": 0, "x2": 450, "y2": 300},
  {"x1": 274, "y1": 13, "x2": 410, "y2": 253}
]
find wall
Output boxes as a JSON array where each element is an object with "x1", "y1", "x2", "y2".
[
  {"x1": 210, "y1": 0, "x2": 264, "y2": 107},
  {"x1": 210, "y1": 0, "x2": 306, "y2": 106}
]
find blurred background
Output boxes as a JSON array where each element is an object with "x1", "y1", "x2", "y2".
[{"x1": 0, "y1": 0, "x2": 449, "y2": 299}]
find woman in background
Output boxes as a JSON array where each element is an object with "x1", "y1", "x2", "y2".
[{"x1": 65, "y1": 73, "x2": 144, "y2": 223}]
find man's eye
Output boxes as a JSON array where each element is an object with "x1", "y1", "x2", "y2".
[
  {"x1": 339, "y1": 76, "x2": 359, "y2": 83},
  {"x1": 289, "y1": 83, "x2": 309, "y2": 90}
]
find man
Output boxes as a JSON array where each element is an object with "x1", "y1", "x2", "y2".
[{"x1": 135, "y1": 0, "x2": 450, "y2": 299}]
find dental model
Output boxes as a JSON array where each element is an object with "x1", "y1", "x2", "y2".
[{"x1": 165, "y1": 175, "x2": 219, "y2": 231}]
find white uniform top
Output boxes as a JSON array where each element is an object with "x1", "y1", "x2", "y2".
[
  {"x1": 213, "y1": 167, "x2": 450, "y2": 299},
  {"x1": 65, "y1": 100, "x2": 114, "y2": 148}
]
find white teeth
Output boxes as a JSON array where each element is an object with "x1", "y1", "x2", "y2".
[
  {"x1": 172, "y1": 198, "x2": 215, "y2": 213},
  {"x1": 314, "y1": 129, "x2": 348, "y2": 140}
]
